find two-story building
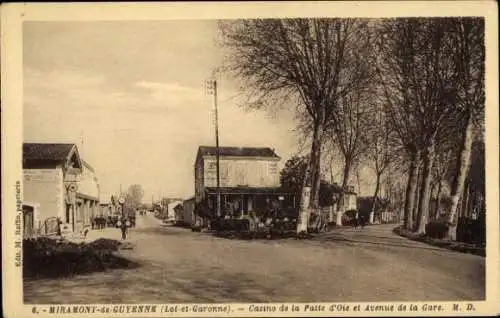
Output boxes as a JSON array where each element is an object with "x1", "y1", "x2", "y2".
[
  {"x1": 194, "y1": 146, "x2": 296, "y2": 221},
  {"x1": 23, "y1": 143, "x2": 100, "y2": 236}
]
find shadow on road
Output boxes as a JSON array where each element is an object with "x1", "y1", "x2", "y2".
[{"x1": 316, "y1": 234, "x2": 454, "y2": 252}]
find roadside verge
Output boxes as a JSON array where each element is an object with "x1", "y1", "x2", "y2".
[{"x1": 393, "y1": 226, "x2": 485, "y2": 257}]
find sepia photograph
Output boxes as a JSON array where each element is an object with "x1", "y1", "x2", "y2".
[{"x1": 1, "y1": 2, "x2": 498, "y2": 317}]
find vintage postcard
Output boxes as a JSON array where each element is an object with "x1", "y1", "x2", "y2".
[{"x1": 1, "y1": 1, "x2": 499, "y2": 317}]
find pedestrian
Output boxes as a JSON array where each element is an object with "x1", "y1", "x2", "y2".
[{"x1": 117, "y1": 217, "x2": 130, "y2": 240}]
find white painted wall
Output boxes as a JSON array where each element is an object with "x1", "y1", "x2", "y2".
[
  {"x1": 203, "y1": 158, "x2": 280, "y2": 188},
  {"x1": 23, "y1": 168, "x2": 64, "y2": 229},
  {"x1": 77, "y1": 164, "x2": 99, "y2": 199}
]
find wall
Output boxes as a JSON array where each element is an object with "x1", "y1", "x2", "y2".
[
  {"x1": 182, "y1": 199, "x2": 195, "y2": 225},
  {"x1": 346, "y1": 193, "x2": 357, "y2": 211},
  {"x1": 168, "y1": 201, "x2": 183, "y2": 220},
  {"x1": 77, "y1": 164, "x2": 99, "y2": 199},
  {"x1": 23, "y1": 168, "x2": 64, "y2": 231},
  {"x1": 194, "y1": 159, "x2": 204, "y2": 204},
  {"x1": 99, "y1": 204, "x2": 110, "y2": 217},
  {"x1": 203, "y1": 157, "x2": 280, "y2": 188}
]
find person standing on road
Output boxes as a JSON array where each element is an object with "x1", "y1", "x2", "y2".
[{"x1": 117, "y1": 216, "x2": 130, "y2": 240}]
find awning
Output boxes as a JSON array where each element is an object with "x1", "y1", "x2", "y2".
[
  {"x1": 205, "y1": 187, "x2": 295, "y2": 195},
  {"x1": 76, "y1": 192, "x2": 99, "y2": 201}
]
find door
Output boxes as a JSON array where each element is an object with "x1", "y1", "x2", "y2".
[{"x1": 22, "y1": 205, "x2": 34, "y2": 237}]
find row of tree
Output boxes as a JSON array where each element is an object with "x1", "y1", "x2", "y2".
[{"x1": 220, "y1": 17, "x2": 485, "y2": 236}]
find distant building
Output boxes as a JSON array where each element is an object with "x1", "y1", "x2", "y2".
[
  {"x1": 194, "y1": 146, "x2": 295, "y2": 220},
  {"x1": 168, "y1": 200, "x2": 183, "y2": 222},
  {"x1": 23, "y1": 143, "x2": 100, "y2": 235},
  {"x1": 340, "y1": 186, "x2": 357, "y2": 212},
  {"x1": 181, "y1": 197, "x2": 196, "y2": 226},
  {"x1": 99, "y1": 202, "x2": 110, "y2": 218}
]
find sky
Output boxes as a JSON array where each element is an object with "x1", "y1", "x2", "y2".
[{"x1": 23, "y1": 20, "x2": 377, "y2": 202}]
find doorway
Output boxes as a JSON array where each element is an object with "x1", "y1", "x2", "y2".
[{"x1": 23, "y1": 205, "x2": 34, "y2": 237}]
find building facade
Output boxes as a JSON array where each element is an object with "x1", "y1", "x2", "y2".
[
  {"x1": 181, "y1": 197, "x2": 196, "y2": 226},
  {"x1": 22, "y1": 143, "x2": 100, "y2": 236},
  {"x1": 194, "y1": 146, "x2": 295, "y2": 220},
  {"x1": 169, "y1": 200, "x2": 184, "y2": 222},
  {"x1": 73, "y1": 160, "x2": 100, "y2": 233}
]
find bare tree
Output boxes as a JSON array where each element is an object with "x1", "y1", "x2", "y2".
[
  {"x1": 125, "y1": 184, "x2": 144, "y2": 210},
  {"x1": 219, "y1": 18, "x2": 372, "y2": 233},
  {"x1": 364, "y1": 98, "x2": 394, "y2": 223},
  {"x1": 376, "y1": 18, "x2": 458, "y2": 233},
  {"x1": 329, "y1": 88, "x2": 372, "y2": 190},
  {"x1": 445, "y1": 18, "x2": 485, "y2": 238},
  {"x1": 327, "y1": 87, "x2": 373, "y2": 225}
]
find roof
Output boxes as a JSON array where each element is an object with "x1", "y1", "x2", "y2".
[
  {"x1": 82, "y1": 160, "x2": 95, "y2": 173},
  {"x1": 205, "y1": 186, "x2": 295, "y2": 195},
  {"x1": 23, "y1": 143, "x2": 82, "y2": 169},
  {"x1": 197, "y1": 146, "x2": 280, "y2": 159}
]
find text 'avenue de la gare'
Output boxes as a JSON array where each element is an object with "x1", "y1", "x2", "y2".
[{"x1": 246, "y1": 303, "x2": 463, "y2": 313}]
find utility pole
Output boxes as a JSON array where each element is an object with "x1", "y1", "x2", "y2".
[{"x1": 206, "y1": 77, "x2": 221, "y2": 218}]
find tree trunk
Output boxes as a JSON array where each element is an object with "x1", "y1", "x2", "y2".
[
  {"x1": 296, "y1": 157, "x2": 312, "y2": 234},
  {"x1": 311, "y1": 142, "x2": 322, "y2": 210},
  {"x1": 434, "y1": 180, "x2": 443, "y2": 220},
  {"x1": 342, "y1": 157, "x2": 352, "y2": 189},
  {"x1": 415, "y1": 142, "x2": 436, "y2": 234},
  {"x1": 403, "y1": 150, "x2": 420, "y2": 230},
  {"x1": 370, "y1": 173, "x2": 381, "y2": 224},
  {"x1": 412, "y1": 164, "x2": 422, "y2": 229},
  {"x1": 336, "y1": 156, "x2": 352, "y2": 226},
  {"x1": 463, "y1": 182, "x2": 470, "y2": 218},
  {"x1": 356, "y1": 167, "x2": 362, "y2": 195},
  {"x1": 429, "y1": 181, "x2": 437, "y2": 219},
  {"x1": 447, "y1": 111, "x2": 474, "y2": 238},
  {"x1": 296, "y1": 123, "x2": 322, "y2": 234}
]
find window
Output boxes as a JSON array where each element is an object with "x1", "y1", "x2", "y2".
[
  {"x1": 235, "y1": 162, "x2": 246, "y2": 185},
  {"x1": 220, "y1": 162, "x2": 229, "y2": 179},
  {"x1": 268, "y1": 162, "x2": 278, "y2": 175}
]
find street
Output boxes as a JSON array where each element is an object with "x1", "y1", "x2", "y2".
[{"x1": 24, "y1": 212, "x2": 485, "y2": 304}]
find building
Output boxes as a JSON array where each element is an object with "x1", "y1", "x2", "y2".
[
  {"x1": 340, "y1": 186, "x2": 357, "y2": 211},
  {"x1": 335, "y1": 186, "x2": 358, "y2": 225},
  {"x1": 194, "y1": 146, "x2": 295, "y2": 220},
  {"x1": 99, "y1": 198, "x2": 119, "y2": 218},
  {"x1": 23, "y1": 143, "x2": 100, "y2": 235},
  {"x1": 168, "y1": 200, "x2": 183, "y2": 222},
  {"x1": 181, "y1": 197, "x2": 196, "y2": 226},
  {"x1": 75, "y1": 159, "x2": 100, "y2": 225}
]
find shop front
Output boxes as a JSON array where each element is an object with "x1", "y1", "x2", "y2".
[{"x1": 203, "y1": 187, "x2": 297, "y2": 220}]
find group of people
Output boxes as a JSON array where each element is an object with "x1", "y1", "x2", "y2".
[{"x1": 89, "y1": 216, "x2": 107, "y2": 230}]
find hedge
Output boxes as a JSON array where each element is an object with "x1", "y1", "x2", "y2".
[{"x1": 23, "y1": 237, "x2": 138, "y2": 279}]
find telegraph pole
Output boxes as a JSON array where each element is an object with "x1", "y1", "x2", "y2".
[{"x1": 206, "y1": 78, "x2": 221, "y2": 218}]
